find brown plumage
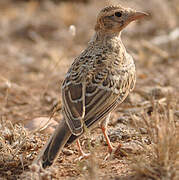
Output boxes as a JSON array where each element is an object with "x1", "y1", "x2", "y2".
[{"x1": 33, "y1": 4, "x2": 148, "y2": 168}]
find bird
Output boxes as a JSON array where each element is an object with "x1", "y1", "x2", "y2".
[{"x1": 33, "y1": 4, "x2": 148, "y2": 168}]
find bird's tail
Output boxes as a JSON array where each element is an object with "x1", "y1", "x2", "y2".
[
  {"x1": 33, "y1": 113, "x2": 98, "y2": 168},
  {"x1": 33, "y1": 119, "x2": 72, "y2": 168}
]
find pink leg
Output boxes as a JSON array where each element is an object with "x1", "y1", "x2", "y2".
[
  {"x1": 75, "y1": 139, "x2": 90, "y2": 161},
  {"x1": 101, "y1": 114, "x2": 124, "y2": 158},
  {"x1": 100, "y1": 113, "x2": 114, "y2": 153}
]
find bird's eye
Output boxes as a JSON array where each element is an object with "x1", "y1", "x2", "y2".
[{"x1": 115, "y1": 12, "x2": 122, "y2": 17}]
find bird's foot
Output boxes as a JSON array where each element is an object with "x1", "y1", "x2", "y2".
[
  {"x1": 74, "y1": 152, "x2": 91, "y2": 162},
  {"x1": 104, "y1": 144, "x2": 128, "y2": 161}
]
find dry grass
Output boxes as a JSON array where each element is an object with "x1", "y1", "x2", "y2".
[
  {"x1": 0, "y1": 0, "x2": 179, "y2": 179},
  {"x1": 128, "y1": 98, "x2": 179, "y2": 180},
  {"x1": 0, "y1": 119, "x2": 45, "y2": 179}
]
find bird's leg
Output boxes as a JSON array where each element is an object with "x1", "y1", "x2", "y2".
[
  {"x1": 100, "y1": 113, "x2": 126, "y2": 160},
  {"x1": 75, "y1": 139, "x2": 90, "y2": 161},
  {"x1": 100, "y1": 113, "x2": 114, "y2": 154}
]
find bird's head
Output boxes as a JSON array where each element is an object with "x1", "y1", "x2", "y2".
[{"x1": 95, "y1": 5, "x2": 148, "y2": 33}]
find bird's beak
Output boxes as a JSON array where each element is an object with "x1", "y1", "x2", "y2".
[{"x1": 128, "y1": 11, "x2": 149, "y2": 21}]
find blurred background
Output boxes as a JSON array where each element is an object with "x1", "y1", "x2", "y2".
[
  {"x1": 0, "y1": 0, "x2": 178, "y2": 124},
  {"x1": 0, "y1": 0, "x2": 178, "y2": 179}
]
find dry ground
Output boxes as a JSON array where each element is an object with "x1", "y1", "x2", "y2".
[{"x1": 0, "y1": 0, "x2": 179, "y2": 179}]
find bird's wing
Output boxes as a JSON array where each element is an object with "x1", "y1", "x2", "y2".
[
  {"x1": 62, "y1": 82, "x2": 85, "y2": 136},
  {"x1": 61, "y1": 48, "x2": 135, "y2": 136},
  {"x1": 82, "y1": 78, "x2": 130, "y2": 129},
  {"x1": 62, "y1": 67, "x2": 134, "y2": 136}
]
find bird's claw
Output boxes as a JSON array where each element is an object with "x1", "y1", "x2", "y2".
[
  {"x1": 104, "y1": 144, "x2": 128, "y2": 161},
  {"x1": 74, "y1": 152, "x2": 91, "y2": 162}
]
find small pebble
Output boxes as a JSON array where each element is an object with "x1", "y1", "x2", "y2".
[
  {"x1": 62, "y1": 148, "x2": 74, "y2": 156},
  {"x1": 24, "y1": 117, "x2": 58, "y2": 133}
]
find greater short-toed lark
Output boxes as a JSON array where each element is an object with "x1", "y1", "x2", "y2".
[{"x1": 34, "y1": 4, "x2": 148, "y2": 168}]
